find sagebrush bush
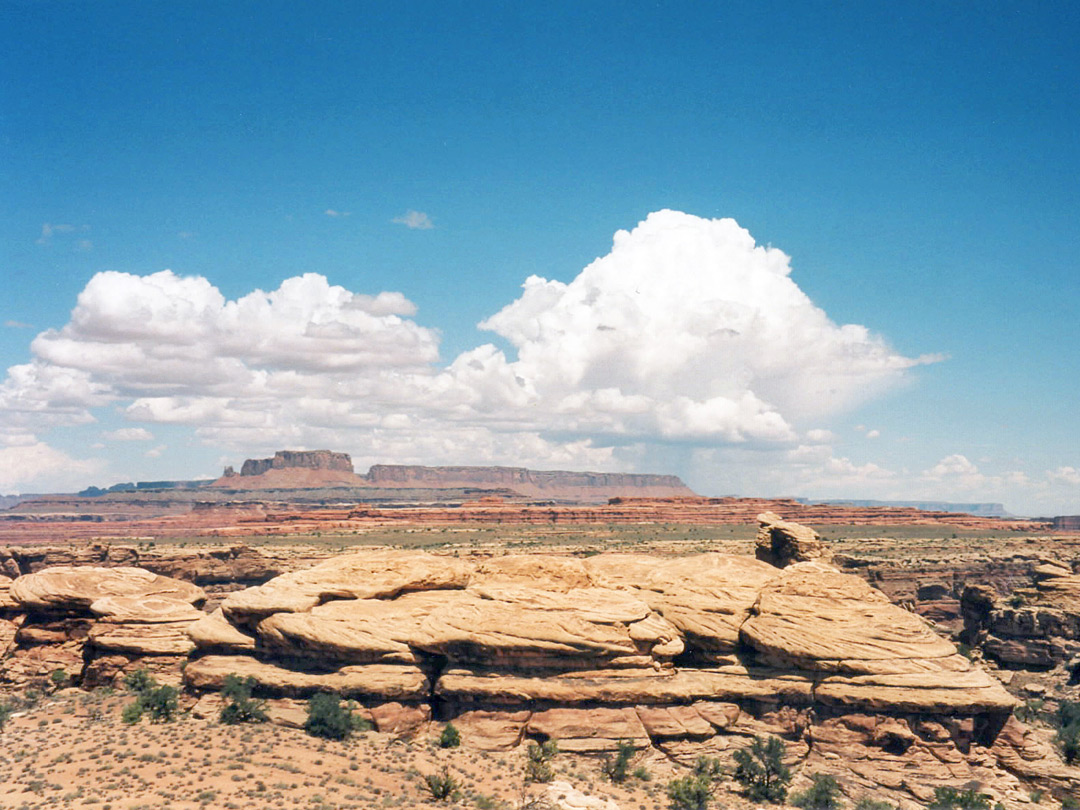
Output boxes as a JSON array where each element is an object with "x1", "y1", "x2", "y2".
[
  {"x1": 439, "y1": 722, "x2": 461, "y2": 748},
  {"x1": 667, "y1": 773, "x2": 713, "y2": 810},
  {"x1": 304, "y1": 693, "x2": 352, "y2": 740},
  {"x1": 219, "y1": 674, "x2": 268, "y2": 725},
  {"x1": 733, "y1": 735, "x2": 791, "y2": 803}
]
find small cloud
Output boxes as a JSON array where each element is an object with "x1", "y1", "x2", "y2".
[
  {"x1": 1049, "y1": 466, "x2": 1080, "y2": 486},
  {"x1": 392, "y1": 210, "x2": 434, "y2": 230},
  {"x1": 36, "y1": 222, "x2": 76, "y2": 245},
  {"x1": 102, "y1": 427, "x2": 154, "y2": 442},
  {"x1": 4, "y1": 320, "x2": 32, "y2": 329},
  {"x1": 805, "y1": 428, "x2": 836, "y2": 443},
  {"x1": 865, "y1": 429, "x2": 881, "y2": 439},
  {"x1": 91, "y1": 442, "x2": 105, "y2": 450},
  {"x1": 324, "y1": 209, "x2": 351, "y2": 218},
  {"x1": 76, "y1": 239, "x2": 93, "y2": 252},
  {"x1": 145, "y1": 444, "x2": 167, "y2": 458},
  {"x1": 177, "y1": 231, "x2": 195, "y2": 239}
]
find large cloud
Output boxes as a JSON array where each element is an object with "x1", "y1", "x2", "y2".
[
  {"x1": 461, "y1": 209, "x2": 931, "y2": 443},
  {"x1": 0, "y1": 210, "x2": 936, "y2": 490}
]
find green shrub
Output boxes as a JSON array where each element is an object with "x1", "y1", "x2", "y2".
[
  {"x1": 423, "y1": 767, "x2": 459, "y2": 801},
  {"x1": 121, "y1": 701, "x2": 144, "y2": 725},
  {"x1": 667, "y1": 774, "x2": 713, "y2": 810},
  {"x1": 602, "y1": 739, "x2": 636, "y2": 783},
  {"x1": 693, "y1": 757, "x2": 721, "y2": 778},
  {"x1": 524, "y1": 740, "x2": 558, "y2": 783},
  {"x1": 305, "y1": 692, "x2": 352, "y2": 740},
  {"x1": 219, "y1": 674, "x2": 268, "y2": 725},
  {"x1": 854, "y1": 798, "x2": 896, "y2": 810},
  {"x1": 928, "y1": 787, "x2": 992, "y2": 810},
  {"x1": 49, "y1": 669, "x2": 68, "y2": 689},
  {"x1": 0, "y1": 701, "x2": 12, "y2": 730},
  {"x1": 142, "y1": 685, "x2": 178, "y2": 723},
  {"x1": 792, "y1": 773, "x2": 843, "y2": 810},
  {"x1": 733, "y1": 735, "x2": 791, "y2": 803},
  {"x1": 439, "y1": 722, "x2": 461, "y2": 748},
  {"x1": 124, "y1": 668, "x2": 155, "y2": 694},
  {"x1": 120, "y1": 667, "x2": 176, "y2": 725}
]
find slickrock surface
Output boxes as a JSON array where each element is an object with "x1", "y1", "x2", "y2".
[
  {"x1": 11, "y1": 565, "x2": 205, "y2": 612},
  {"x1": 1, "y1": 565, "x2": 206, "y2": 687},
  {"x1": 1, "y1": 515, "x2": 1076, "y2": 807}
]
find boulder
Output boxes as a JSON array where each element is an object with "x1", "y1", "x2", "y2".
[
  {"x1": 11, "y1": 566, "x2": 205, "y2": 614},
  {"x1": 755, "y1": 511, "x2": 832, "y2": 568}
]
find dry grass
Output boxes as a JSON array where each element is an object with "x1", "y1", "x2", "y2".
[{"x1": 0, "y1": 690, "x2": 746, "y2": 810}]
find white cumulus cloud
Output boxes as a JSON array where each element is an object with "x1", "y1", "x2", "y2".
[
  {"x1": 465, "y1": 210, "x2": 930, "y2": 445},
  {"x1": 102, "y1": 427, "x2": 154, "y2": 442},
  {"x1": 0, "y1": 210, "x2": 938, "y2": 492},
  {"x1": 392, "y1": 210, "x2": 434, "y2": 230}
]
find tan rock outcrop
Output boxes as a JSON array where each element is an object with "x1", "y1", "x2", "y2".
[
  {"x1": 756, "y1": 511, "x2": 832, "y2": 567},
  {"x1": 183, "y1": 654, "x2": 429, "y2": 700},
  {"x1": 12, "y1": 566, "x2": 204, "y2": 613}
]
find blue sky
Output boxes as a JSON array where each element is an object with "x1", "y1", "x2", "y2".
[{"x1": 1, "y1": 1, "x2": 1078, "y2": 515}]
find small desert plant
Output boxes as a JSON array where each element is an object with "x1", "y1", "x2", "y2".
[
  {"x1": 927, "y1": 787, "x2": 992, "y2": 810},
  {"x1": 0, "y1": 701, "x2": 11, "y2": 731},
  {"x1": 524, "y1": 740, "x2": 558, "y2": 783},
  {"x1": 423, "y1": 767, "x2": 459, "y2": 801},
  {"x1": 305, "y1": 692, "x2": 352, "y2": 740},
  {"x1": 219, "y1": 674, "x2": 268, "y2": 725},
  {"x1": 733, "y1": 735, "x2": 791, "y2": 803},
  {"x1": 124, "y1": 668, "x2": 155, "y2": 694},
  {"x1": 792, "y1": 773, "x2": 844, "y2": 810},
  {"x1": 602, "y1": 739, "x2": 636, "y2": 783},
  {"x1": 49, "y1": 669, "x2": 69, "y2": 689},
  {"x1": 121, "y1": 700, "x2": 144, "y2": 724},
  {"x1": 142, "y1": 684, "x2": 179, "y2": 722},
  {"x1": 439, "y1": 722, "x2": 461, "y2": 748},
  {"x1": 693, "y1": 757, "x2": 722, "y2": 777},
  {"x1": 1015, "y1": 698, "x2": 1045, "y2": 724},
  {"x1": 667, "y1": 773, "x2": 713, "y2": 810},
  {"x1": 1057, "y1": 701, "x2": 1080, "y2": 763},
  {"x1": 120, "y1": 669, "x2": 177, "y2": 724},
  {"x1": 854, "y1": 798, "x2": 896, "y2": 810}
]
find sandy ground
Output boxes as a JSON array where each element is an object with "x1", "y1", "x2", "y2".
[{"x1": 0, "y1": 688, "x2": 758, "y2": 810}]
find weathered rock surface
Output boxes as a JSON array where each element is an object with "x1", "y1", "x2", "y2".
[
  {"x1": 12, "y1": 566, "x2": 205, "y2": 613},
  {"x1": 1, "y1": 565, "x2": 207, "y2": 686},
  {"x1": 756, "y1": 510, "x2": 832, "y2": 567},
  {"x1": 183, "y1": 654, "x2": 428, "y2": 700},
  {"x1": 1, "y1": 522, "x2": 1070, "y2": 806},
  {"x1": 0, "y1": 543, "x2": 279, "y2": 586}
]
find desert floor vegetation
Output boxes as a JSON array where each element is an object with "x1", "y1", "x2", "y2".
[{"x1": 0, "y1": 688, "x2": 703, "y2": 810}]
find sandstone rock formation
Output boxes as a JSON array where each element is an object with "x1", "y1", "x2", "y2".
[
  {"x1": 755, "y1": 510, "x2": 832, "y2": 567},
  {"x1": 0, "y1": 521, "x2": 1074, "y2": 806},
  {"x1": 962, "y1": 564, "x2": 1080, "y2": 668},
  {"x1": 240, "y1": 449, "x2": 354, "y2": 477},
  {"x1": 1, "y1": 566, "x2": 206, "y2": 687},
  {"x1": 0, "y1": 543, "x2": 280, "y2": 586},
  {"x1": 170, "y1": 538, "x2": 1065, "y2": 806}
]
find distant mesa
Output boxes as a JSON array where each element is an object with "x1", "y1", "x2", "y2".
[
  {"x1": 212, "y1": 449, "x2": 695, "y2": 502},
  {"x1": 225, "y1": 449, "x2": 355, "y2": 478}
]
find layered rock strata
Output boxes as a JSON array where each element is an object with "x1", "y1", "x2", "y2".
[
  {"x1": 962, "y1": 564, "x2": 1080, "y2": 669},
  {"x1": 1, "y1": 516, "x2": 1075, "y2": 805},
  {"x1": 0, "y1": 566, "x2": 206, "y2": 687},
  {"x1": 174, "y1": 531, "x2": 1067, "y2": 804}
]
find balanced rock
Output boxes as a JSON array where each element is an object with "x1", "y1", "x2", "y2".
[{"x1": 755, "y1": 511, "x2": 831, "y2": 568}]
